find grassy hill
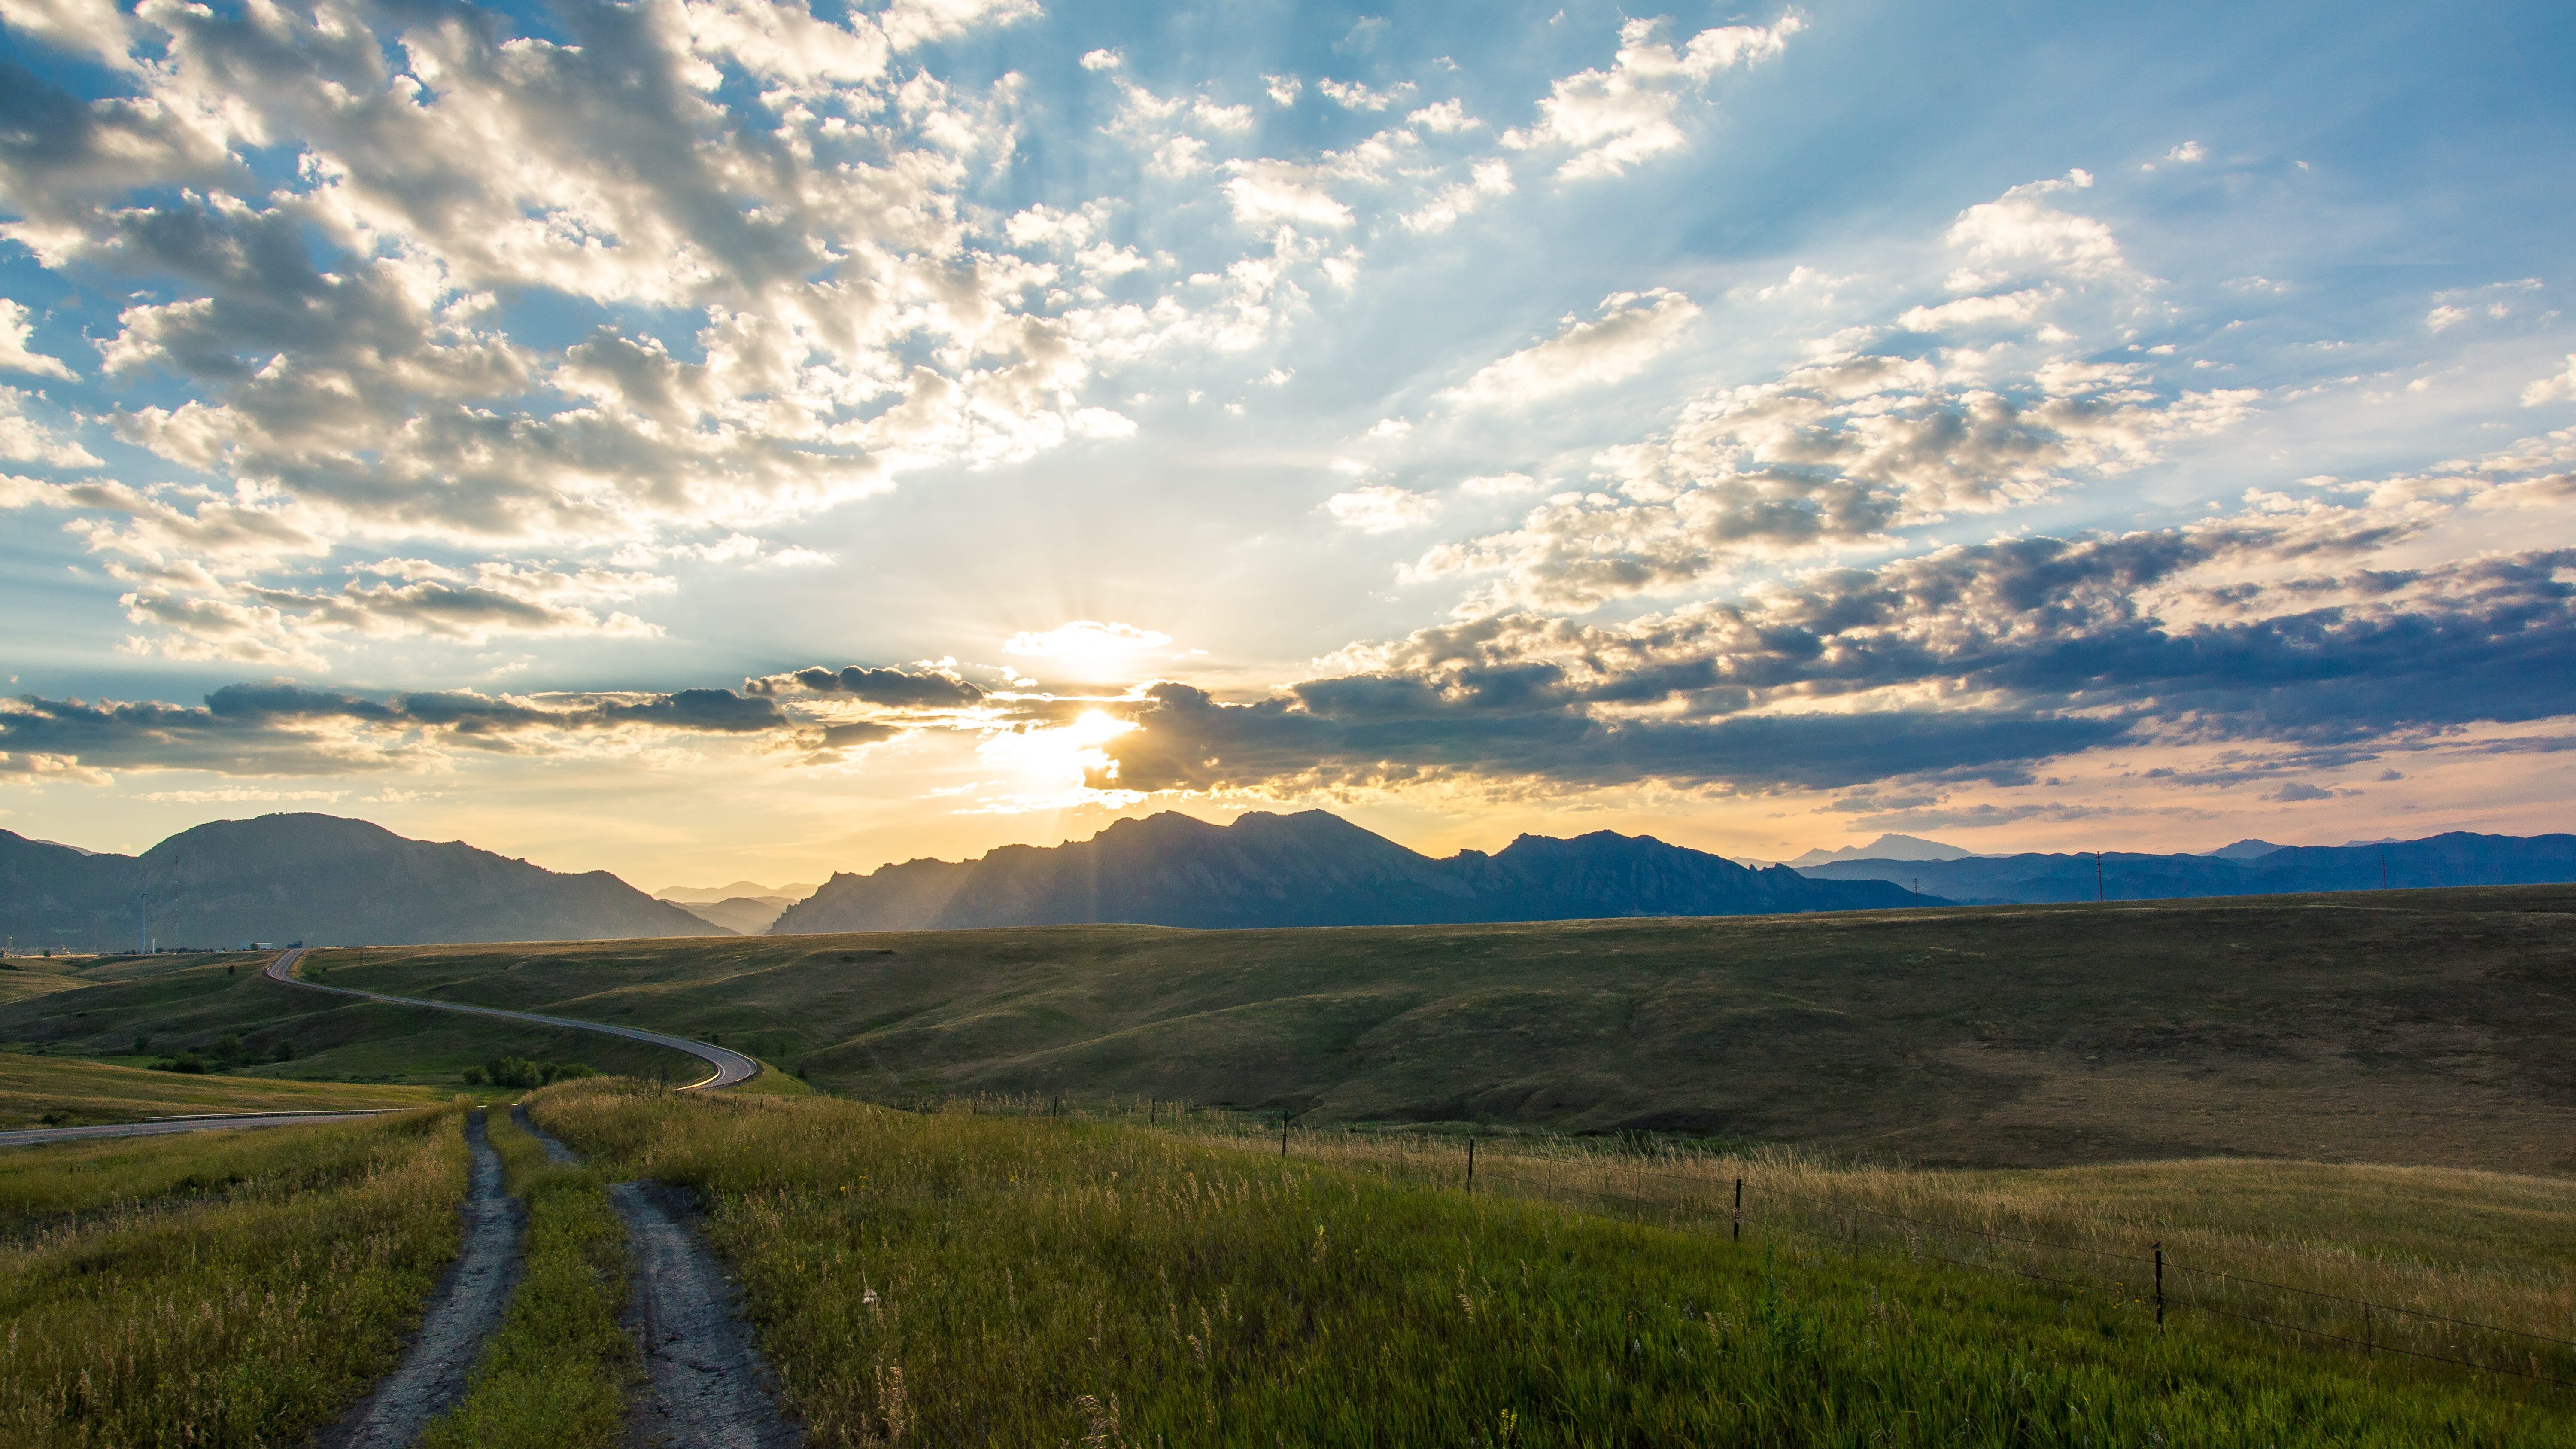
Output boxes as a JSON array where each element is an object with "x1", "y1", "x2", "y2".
[
  {"x1": 0, "y1": 1053, "x2": 443, "y2": 1129},
  {"x1": 33, "y1": 885, "x2": 2551, "y2": 1173},
  {"x1": 0, "y1": 951, "x2": 705, "y2": 1090}
]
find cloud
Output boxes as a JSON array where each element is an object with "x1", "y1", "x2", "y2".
[
  {"x1": 1459, "y1": 472, "x2": 1539, "y2": 496},
  {"x1": 0, "y1": 300, "x2": 73, "y2": 379},
  {"x1": 745, "y1": 665, "x2": 986, "y2": 707},
  {"x1": 1091, "y1": 516, "x2": 2576, "y2": 800},
  {"x1": 1004, "y1": 620, "x2": 1173, "y2": 658},
  {"x1": 1327, "y1": 485, "x2": 1440, "y2": 533},
  {"x1": 1945, "y1": 172, "x2": 2124, "y2": 280},
  {"x1": 1318, "y1": 79, "x2": 1415, "y2": 112},
  {"x1": 1504, "y1": 14, "x2": 1802, "y2": 178},
  {"x1": 2264, "y1": 781, "x2": 2334, "y2": 802},
  {"x1": 0, "y1": 679, "x2": 798, "y2": 780},
  {"x1": 1442, "y1": 289, "x2": 1699, "y2": 408},
  {"x1": 0, "y1": 0, "x2": 1310, "y2": 662},
  {"x1": 0, "y1": 387, "x2": 98, "y2": 466},
  {"x1": 1894, "y1": 289, "x2": 2056, "y2": 332},
  {"x1": 2524, "y1": 355, "x2": 2576, "y2": 407}
]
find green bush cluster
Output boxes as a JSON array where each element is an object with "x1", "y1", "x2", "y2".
[
  {"x1": 463, "y1": 1059, "x2": 599, "y2": 1089},
  {"x1": 146, "y1": 1033, "x2": 295, "y2": 1074}
]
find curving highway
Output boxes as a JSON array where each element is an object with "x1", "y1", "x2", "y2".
[{"x1": 264, "y1": 947, "x2": 761, "y2": 1090}]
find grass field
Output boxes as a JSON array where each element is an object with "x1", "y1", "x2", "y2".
[
  {"x1": 528, "y1": 1080, "x2": 2576, "y2": 1446},
  {"x1": 0, "y1": 950, "x2": 708, "y2": 1088},
  {"x1": 187, "y1": 885, "x2": 2576, "y2": 1173},
  {"x1": 0, "y1": 1051, "x2": 446, "y2": 1129},
  {"x1": 0, "y1": 1107, "x2": 468, "y2": 1446},
  {"x1": 0, "y1": 955, "x2": 90, "y2": 1005}
]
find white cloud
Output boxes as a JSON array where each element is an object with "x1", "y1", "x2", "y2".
[
  {"x1": 1407, "y1": 100, "x2": 1478, "y2": 133},
  {"x1": 1894, "y1": 289, "x2": 2055, "y2": 332},
  {"x1": 1080, "y1": 48, "x2": 1124, "y2": 70},
  {"x1": 1264, "y1": 74, "x2": 1302, "y2": 105},
  {"x1": 1003, "y1": 620, "x2": 1173, "y2": 658},
  {"x1": 1403, "y1": 159, "x2": 1514, "y2": 233},
  {"x1": 2524, "y1": 355, "x2": 2576, "y2": 407},
  {"x1": 0, "y1": 301, "x2": 74, "y2": 380},
  {"x1": 1318, "y1": 78, "x2": 1416, "y2": 112},
  {"x1": 1459, "y1": 472, "x2": 1539, "y2": 496},
  {"x1": 1224, "y1": 161, "x2": 1358, "y2": 229},
  {"x1": 1442, "y1": 289, "x2": 1699, "y2": 407},
  {"x1": 1504, "y1": 14, "x2": 1802, "y2": 178},
  {"x1": 1327, "y1": 484, "x2": 1441, "y2": 533},
  {"x1": 2166, "y1": 140, "x2": 2207, "y2": 163},
  {"x1": 1944, "y1": 172, "x2": 2124, "y2": 281},
  {"x1": 0, "y1": 387, "x2": 99, "y2": 467}
]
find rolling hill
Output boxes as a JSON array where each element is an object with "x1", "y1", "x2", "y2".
[
  {"x1": 0, "y1": 813, "x2": 727, "y2": 949},
  {"x1": 772, "y1": 809, "x2": 1920, "y2": 933},
  {"x1": 83, "y1": 883, "x2": 2568, "y2": 1174}
]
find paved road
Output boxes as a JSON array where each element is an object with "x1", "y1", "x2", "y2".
[
  {"x1": 263, "y1": 947, "x2": 760, "y2": 1090},
  {"x1": 0, "y1": 1109, "x2": 398, "y2": 1151}
]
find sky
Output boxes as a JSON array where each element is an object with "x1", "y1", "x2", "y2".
[{"x1": 3, "y1": 0, "x2": 2575, "y2": 889}]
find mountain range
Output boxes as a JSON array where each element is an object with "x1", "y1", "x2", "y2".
[
  {"x1": 769, "y1": 809, "x2": 1922, "y2": 933},
  {"x1": 1794, "y1": 831, "x2": 2576, "y2": 903},
  {"x1": 0, "y1": 813, "x2": 725, "y2": 950}
]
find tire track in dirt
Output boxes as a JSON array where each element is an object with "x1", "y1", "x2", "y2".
[
  {"x1": 512, "y1": 1104, "x2": 803, "y2": 1449},
  {"x1": 323, "y1": 1107, "x2": 524, "y2": 1449}
]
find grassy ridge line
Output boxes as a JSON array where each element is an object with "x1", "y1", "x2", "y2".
[
  {"x1": 419, "y1": 1108, "x2": 635, "y2": 1449},
  {"x1": 0, "y1": 1107, "x2": 470, "y2": 1446},
  {"x1": 0, "y1": 1051, "x2": 444, "y2": 1129},
  {"x1": 529, "y1": 1082, "x2": 2573, "y2": 1447}
]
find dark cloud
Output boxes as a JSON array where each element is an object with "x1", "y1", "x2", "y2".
[
  {"x1": 0, "y1": 680, "x2": 791, "y2": 777},
  {"x1": 1090, "y1": 532, "x2": 2576, "y2": 798},
  {"x1": 746, "y1": 665, "x2": 986, "y2": 708}
]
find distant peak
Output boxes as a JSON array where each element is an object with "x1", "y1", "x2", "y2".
[{"x1": 1786, "y1": 833, "x2": 1976, "y2": 867}]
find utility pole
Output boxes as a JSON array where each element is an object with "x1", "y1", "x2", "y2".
[
  {"x1": 2381, "y1": 850, "x2": 2389, "y2": 890},
  {"x1": 137, "y1": 892, "x2": 152, "y2": 955},
  {"x1": 2095, "y1": 852, "x2": 2105, "y2": 902}
]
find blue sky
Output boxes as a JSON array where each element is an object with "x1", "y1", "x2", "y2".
[{"x1": 2, "y1": 0, "x2": 2573, "y2": 885}]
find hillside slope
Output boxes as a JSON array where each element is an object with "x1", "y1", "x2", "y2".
[
  {"x1": 245, "y1": 884, "x2": 2576, "y2": 1173},
  {"x1": 773, "y1": 809, "x2": 1917, "y2": 932},
  {"x1": 0, "y1": 813, "x2": 727, "y2": 948},
  {"x1": 1798, "y1": 830, "x2": 2576, "y2": 903}
]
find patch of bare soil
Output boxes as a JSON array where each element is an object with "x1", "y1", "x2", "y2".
[{"x1": 615, "y1": 1180, "x2": 803, "y2": 1449}]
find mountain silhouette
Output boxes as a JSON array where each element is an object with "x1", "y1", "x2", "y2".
[
  {"x1": 1795, "y1": 831, "x2": 2576, "y2": 903},
  {"x1": 771, "y1": 810, "x2": 1923, "y2": 933},
  {"x1": 1, "y1": 813, "x2": 726, "y2": 950}
]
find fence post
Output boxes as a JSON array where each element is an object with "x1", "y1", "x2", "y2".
[
  {"x1": 1467, "y1": 1137, "x2": 1476, "y2": 1189},
  {"x1": 2154, "y1": 1242, "x2": 2164, "y2": 1327},
  {"x1": 1732, "y1": 1178, "x2": 1743, "y2": 1243},
  {"x1": 1280, "y1": 1118, "x2": 1288, "y2": 1158}
]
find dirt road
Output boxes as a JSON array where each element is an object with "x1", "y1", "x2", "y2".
[{"x1": 323, "y1": 1107, "x2": 525, "y2": 1449}]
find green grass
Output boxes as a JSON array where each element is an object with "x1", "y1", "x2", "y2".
[
  {"x1": 529, "y1": 1081, "x2": 2576, "y2": 1448},
  {"x1": 0, "y1": 1051, "x2": 445, "y2": 1129},
  {"x1": 0, "y1": 950, "x2": 707, "y2": 1089},
  {"x1": 0, "y1": 1107, "x2": 468, "y2": 1446},
  {"x1": 266, "y1": 885, "x2": 2576, "y2": 1173},
  {"x1": 418, "y1": 1109, "x2": 634, "y2": 1449}
]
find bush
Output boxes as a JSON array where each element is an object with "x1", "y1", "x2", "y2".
[
  {"x1": 132, "y1": 1034, "x2": 152, "y2": 1056},
  {"x1": 154, "y1": 1053, "x2": 210, "y2": 1075},
  {"x1": 271, "y1": 1039, "x2": 296, "y2": 1063},
  {"x1": 212, "y1": 1035, "x2": 245, "y2": 1064},
  {"x1": 462, "y1": 1067, "x2": 490, "y2": 1086}
]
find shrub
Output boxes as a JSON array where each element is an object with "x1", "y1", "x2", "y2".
[
  {"x1": 462, "y1": 1067, "x2": 490, "y2": 1086},
  {"x1": 154, "y1": 1053, "x2": 210, "y2": 1075},
  {"x1": 271, "y1": 1039, "x2": 296, "y2": 1063}
]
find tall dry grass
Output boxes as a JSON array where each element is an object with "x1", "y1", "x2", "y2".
[
  {"x1": 0, "y1": 1108, "x2": 468, "y2": 1447},
  {"x1": 531, "y1": 1081, "x2": 2573, "y2": 1447}
]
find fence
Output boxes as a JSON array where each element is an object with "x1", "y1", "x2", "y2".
[{"x1": 925, "y1": 1089, "x2": 2576, "y2": 1391}]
